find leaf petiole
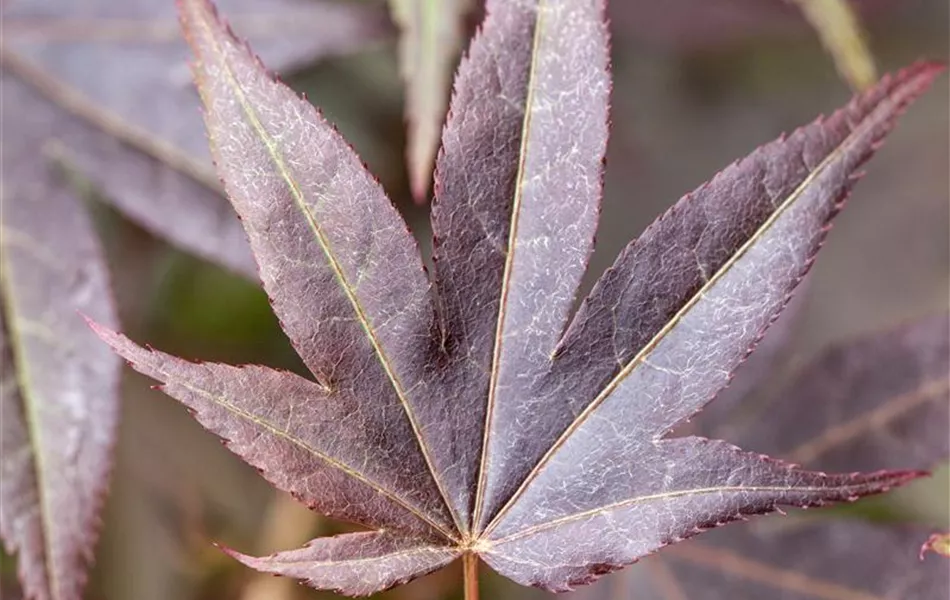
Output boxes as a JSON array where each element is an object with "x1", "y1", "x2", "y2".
[{"x1": 463, "y1": 553, "x2": 479, "y2": 600}]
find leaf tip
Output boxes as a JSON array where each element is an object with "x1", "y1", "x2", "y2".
[
  {"x1": 217, "y1": 543, "x2": 263, "y2": 570},
  {"x1": 867, "y1": 468, "x2": 929, "y2": 493},
  {"x1": 409, "y1": 165, "x2": 432, "y2": 205},
  {"x1": 84, "y1": 315, "x2": 118, "y2": 345},
  {"x1": 876, "y1": 59, "x2": 946, "y2": 104},
  {"x1": 920, "y1": 532, "x2": 950, "y2": 560}
]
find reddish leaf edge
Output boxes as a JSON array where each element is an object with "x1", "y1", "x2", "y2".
[
  {"x1": 73, "y1": 316, "x2": 122, "y2": 600},
  {"x1": 487, "y1": 463, "x2": 927, "y2": 591},
  {"x1": 214, "y1": 538, "x2": 457, "y2": 597},
  {"x1": 176, "y1": 0, "x2": 432, "y2": 287},
  {"x1": 920, "y1": 531, "x2": 950, "y2": 560},
  {"x1": 652, "y1": 59, "x2": 946, "y2": 440}
]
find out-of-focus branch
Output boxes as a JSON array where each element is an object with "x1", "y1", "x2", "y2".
[
  {"x1": 791, "y1": 0, "x2": 878, "y2": 91},
  {"x1": 239, "y1": 493, "x2": 321, "y2": 600}
]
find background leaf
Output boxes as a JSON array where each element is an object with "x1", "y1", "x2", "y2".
[
  {"x1": 0, "y1": 74, "x2": 120, "y2": 600},
  {"x1": 578, "y1": 520, "x2": 949, "y2": 600},
  {"x1": 389, "y1": 0, "x2": 472, "y2": 202},
  {"x1": 607, "y1": 0, "x2": 893, "y2": 51},
  {"x1": 736, "y1": 312, "x2": 950, "y2": 471},
  {"x1": 575, "y1": 313, "x2": 950, "y2": 599},
  {"x1": 790, "y1": 0, "x2": 878, "y2": 90},
  {"x1": 0, "y1": 0, "x2": 387, "y2": 277}
]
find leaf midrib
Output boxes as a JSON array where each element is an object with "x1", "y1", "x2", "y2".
[
  {"x1": 471, "y1": 0, "x2": 547, "y2": 533},
  {"x1": 0, "y1": 235, "x2": 61, "y2": 599},
  {"x1": 482, "y1": 82, "x2": 902, "y2": 538},
  {"x1": 245, "y1": 543, "x2": 457, "y2": 568},
  {"x1": 787, "y1": 377, "x2": 950, "y2": 464},
  {"x1": 487, "y1": 481, "x2": 895, "y2": 546},
  {"x1": 667, "y1": 540, "x2": 884, "y2": 600},
  {"x1": 190, "y1": 6, "x2": 463, "y2": 537}
]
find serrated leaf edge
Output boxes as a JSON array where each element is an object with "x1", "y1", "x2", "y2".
[
  {"x1": 180, "y1": 0, "x2": 463, "y2": 540},
  {"x1": 88, "y1": 322, "x2": 456, "y2": 542},
  {"x1": 471, "y1": 0, "x2": 547, "y2": 535},
  {"x1": 482, "y1": 63, "x2": 940, "y2": 538},
  {"x1": 484, "y1": 473, "x2": 921, "y2": 547}
]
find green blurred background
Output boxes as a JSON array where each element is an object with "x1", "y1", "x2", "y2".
[{"x1": 4, "y1": 0, "x2": 946, "y2": 598}]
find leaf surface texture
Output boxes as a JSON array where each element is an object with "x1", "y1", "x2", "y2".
[
  {"x1": 0, "y1": 75, "x2": 120, "y2": 600},
  {"x1": 1, "y1": 0, "x2": 385, "y2": 276},
  {"x1": 577, "y1": 313, "x2": 950, "y2": 599},
  {"x1": 389, "y1": 0, "x2": 472, "y2": 201},
  {"x1": 96, "y1": 0, "x2": 944, "y2": 593}
]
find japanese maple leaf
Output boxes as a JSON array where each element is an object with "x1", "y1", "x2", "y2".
[
  {"x1": 92, "y1": 0, "x2": 943, "y2": 594},
  {"x1": 388, "y1": 0, "x2": 474, "y2": 202}
]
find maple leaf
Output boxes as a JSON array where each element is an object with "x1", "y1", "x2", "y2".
[
  {"x1": 0, "y1": 75, "x2": 121, "y2": 600},
  {"x1": 92, "y1": 0, "x2": 943, "y2": 594},
  {"x1": 578, "y1": 313, "x2": 950, "y2": 599},
  {"x1": 0, "y1": 0, "x2": 387, "y2": 278}
]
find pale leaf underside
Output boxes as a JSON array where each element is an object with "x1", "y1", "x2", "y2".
[
  {"x1": 388, "y1": 0, "x2": 472, "y2": 201},
  {"x1": 0, "y1": 0, "x2": 386, "y2": 277},
  {"x1": 94, "y1": 0, "x2": 943, "y2": 594},
  {"x1": 1, "y1": 76, "x2": 120, "y2": 600}
]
